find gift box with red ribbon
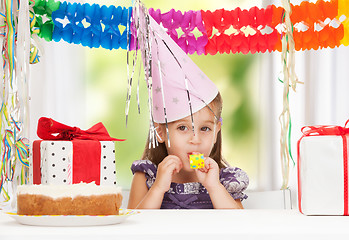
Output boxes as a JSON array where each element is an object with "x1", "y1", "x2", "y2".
[
  {"x1": 29, "y1": 117, "x2": 125, "y2": 185},
  {"x1": 297, "y1": 121, "x2": 349, "y2": 215}
]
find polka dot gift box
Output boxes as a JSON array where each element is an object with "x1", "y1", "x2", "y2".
[{"x1": 29, "y1": 117, "x2": 125, "y2": 185}]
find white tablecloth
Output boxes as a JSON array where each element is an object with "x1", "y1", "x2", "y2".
[{"x1": 1, "y1": 209, "x2": 349, "y2": 240}]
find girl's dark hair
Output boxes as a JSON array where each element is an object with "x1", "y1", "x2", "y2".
[{"x1": 142, "y1": 92, "x2": 226, "y2": 169}]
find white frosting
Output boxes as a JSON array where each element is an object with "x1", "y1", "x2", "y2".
[{"x1": 17, "y1": 182, "x2": 122, "y2": 199}]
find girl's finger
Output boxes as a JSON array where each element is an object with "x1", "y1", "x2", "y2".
[
  {"x1": 169, "y1": 161, "x2": 182, "y2": 173},
  {"x1": 204, "y1": 158, "x2": 210, "y2": 171},
  {"x1": 162, "y1": 156, "x2": 179, "y2": 168}
]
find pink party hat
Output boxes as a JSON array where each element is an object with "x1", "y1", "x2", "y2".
[{"x1": 148, "y1": 15, "x2": 218, "y2": 123}]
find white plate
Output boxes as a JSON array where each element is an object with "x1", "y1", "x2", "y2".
[{"x1": 6, "y1": 209, "x2": 139, "y2": 227}]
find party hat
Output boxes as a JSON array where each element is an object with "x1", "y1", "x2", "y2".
[{"x1": 148, "y1": 15, "x2": 218, "y2": 123}]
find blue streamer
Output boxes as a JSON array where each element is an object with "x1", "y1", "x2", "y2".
[{"x1": 51, "y1": 2, "x2": 132, "y2": 50}]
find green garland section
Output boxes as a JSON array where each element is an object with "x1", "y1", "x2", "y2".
[{"x1": 32, "y1": 0, "x2": 60, "y2": 41}]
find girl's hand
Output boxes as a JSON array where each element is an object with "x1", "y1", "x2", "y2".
[
  {"x1": 195, "y1": 157, "x2": 221, "y2": 191},
  {"x1": 152, "y1": 155, "x2": 183, "y2": 194}
]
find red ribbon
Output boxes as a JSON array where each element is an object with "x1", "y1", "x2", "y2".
[
  {"x1": 37, "y1": 117, "x2": 125, "y2": 141},
  {"x1": 300, "y1": 123, "x2": 349, "y2": 137},
  {"x1": 298, "y1": 121, "x2": 349, "y2": 215},
  {"x1": 33, "y1": 141, "x2": 42, "y2": 184}
]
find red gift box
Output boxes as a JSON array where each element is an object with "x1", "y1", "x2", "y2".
[{"x1": 30, "y1": 117, "x2": 124, "y2": 185}]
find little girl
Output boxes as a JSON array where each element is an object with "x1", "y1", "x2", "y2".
[
  {"x1": 128, "y1": 91, "x2": 249, "y2": 209},
  {"x1": 127, "y1": 13, "x2": 249, "y2": 209}
]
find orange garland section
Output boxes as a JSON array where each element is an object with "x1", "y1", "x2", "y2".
[
  {"x1": 292, "y1": 0, "x2": 343, "y2": 50},
  {"x1": 291, "y1": 0, "x2": 338, "y2": 25}
]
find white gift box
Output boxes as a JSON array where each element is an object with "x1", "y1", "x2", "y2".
[
  {"x1": 29, "y1": 140, "x2": 117, "y2": 186},
  {"x1": 298, "y1": 132, "x2": 349, "y2": 215}
]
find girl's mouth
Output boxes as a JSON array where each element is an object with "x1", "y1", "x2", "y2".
[
  {"x1": 187, "y1": 152, "x2": 195, "y2": 159},
  {"x1": 187, "y1": 152, "x2": 200, "y2": 158}
]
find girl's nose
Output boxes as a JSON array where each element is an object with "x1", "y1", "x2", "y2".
[{"x1": 189, "y1": 131, "x2": 201, "y2": 144}]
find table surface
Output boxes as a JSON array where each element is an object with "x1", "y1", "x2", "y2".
[{"x1": 2, "y1": 209, "x2": 349, "y2": 240}]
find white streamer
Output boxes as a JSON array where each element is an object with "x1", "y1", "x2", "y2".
[{"x1": 279, "y1": 0, "x2": 303, "y2": 190}]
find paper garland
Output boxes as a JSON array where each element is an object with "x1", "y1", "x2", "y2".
[{"x1": 30, "y1": 0, "x2": 349, "y2": 54}]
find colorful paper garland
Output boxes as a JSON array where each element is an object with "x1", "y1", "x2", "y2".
[{"x1": 30, "y1": 0, "x2": 349, "y2": 54}]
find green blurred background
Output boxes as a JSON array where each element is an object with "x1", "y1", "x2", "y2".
[{"x1": 85, "y1": 0, "x2": 260, "y2": 189}]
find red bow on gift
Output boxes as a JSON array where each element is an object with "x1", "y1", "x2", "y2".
[
  {"x1": 37, "y1": 117, "x2": 125, "y2": 141},
  {"x1": 301, "y1": 120, "x2": 349, "y2": 137}
]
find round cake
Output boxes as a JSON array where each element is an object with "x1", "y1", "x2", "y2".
[{"x1": 17, "y1": 183, "x2": 122, "y2": 215}]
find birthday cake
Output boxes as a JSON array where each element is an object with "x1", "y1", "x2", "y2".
[{"x1": 17, "y1": 183, "x2": 122, "y2": 215}]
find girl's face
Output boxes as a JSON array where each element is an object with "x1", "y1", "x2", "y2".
[{"x1": 157, "y1": 106, "x2": 221, "y2": 171}]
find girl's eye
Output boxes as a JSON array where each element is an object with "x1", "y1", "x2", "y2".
[
  {"x1": 178, "y1": 126, "x2": 188, "y2": 131},
  {"x1": 201, "y1": 127, "x2": 211, "y2": 132}
]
